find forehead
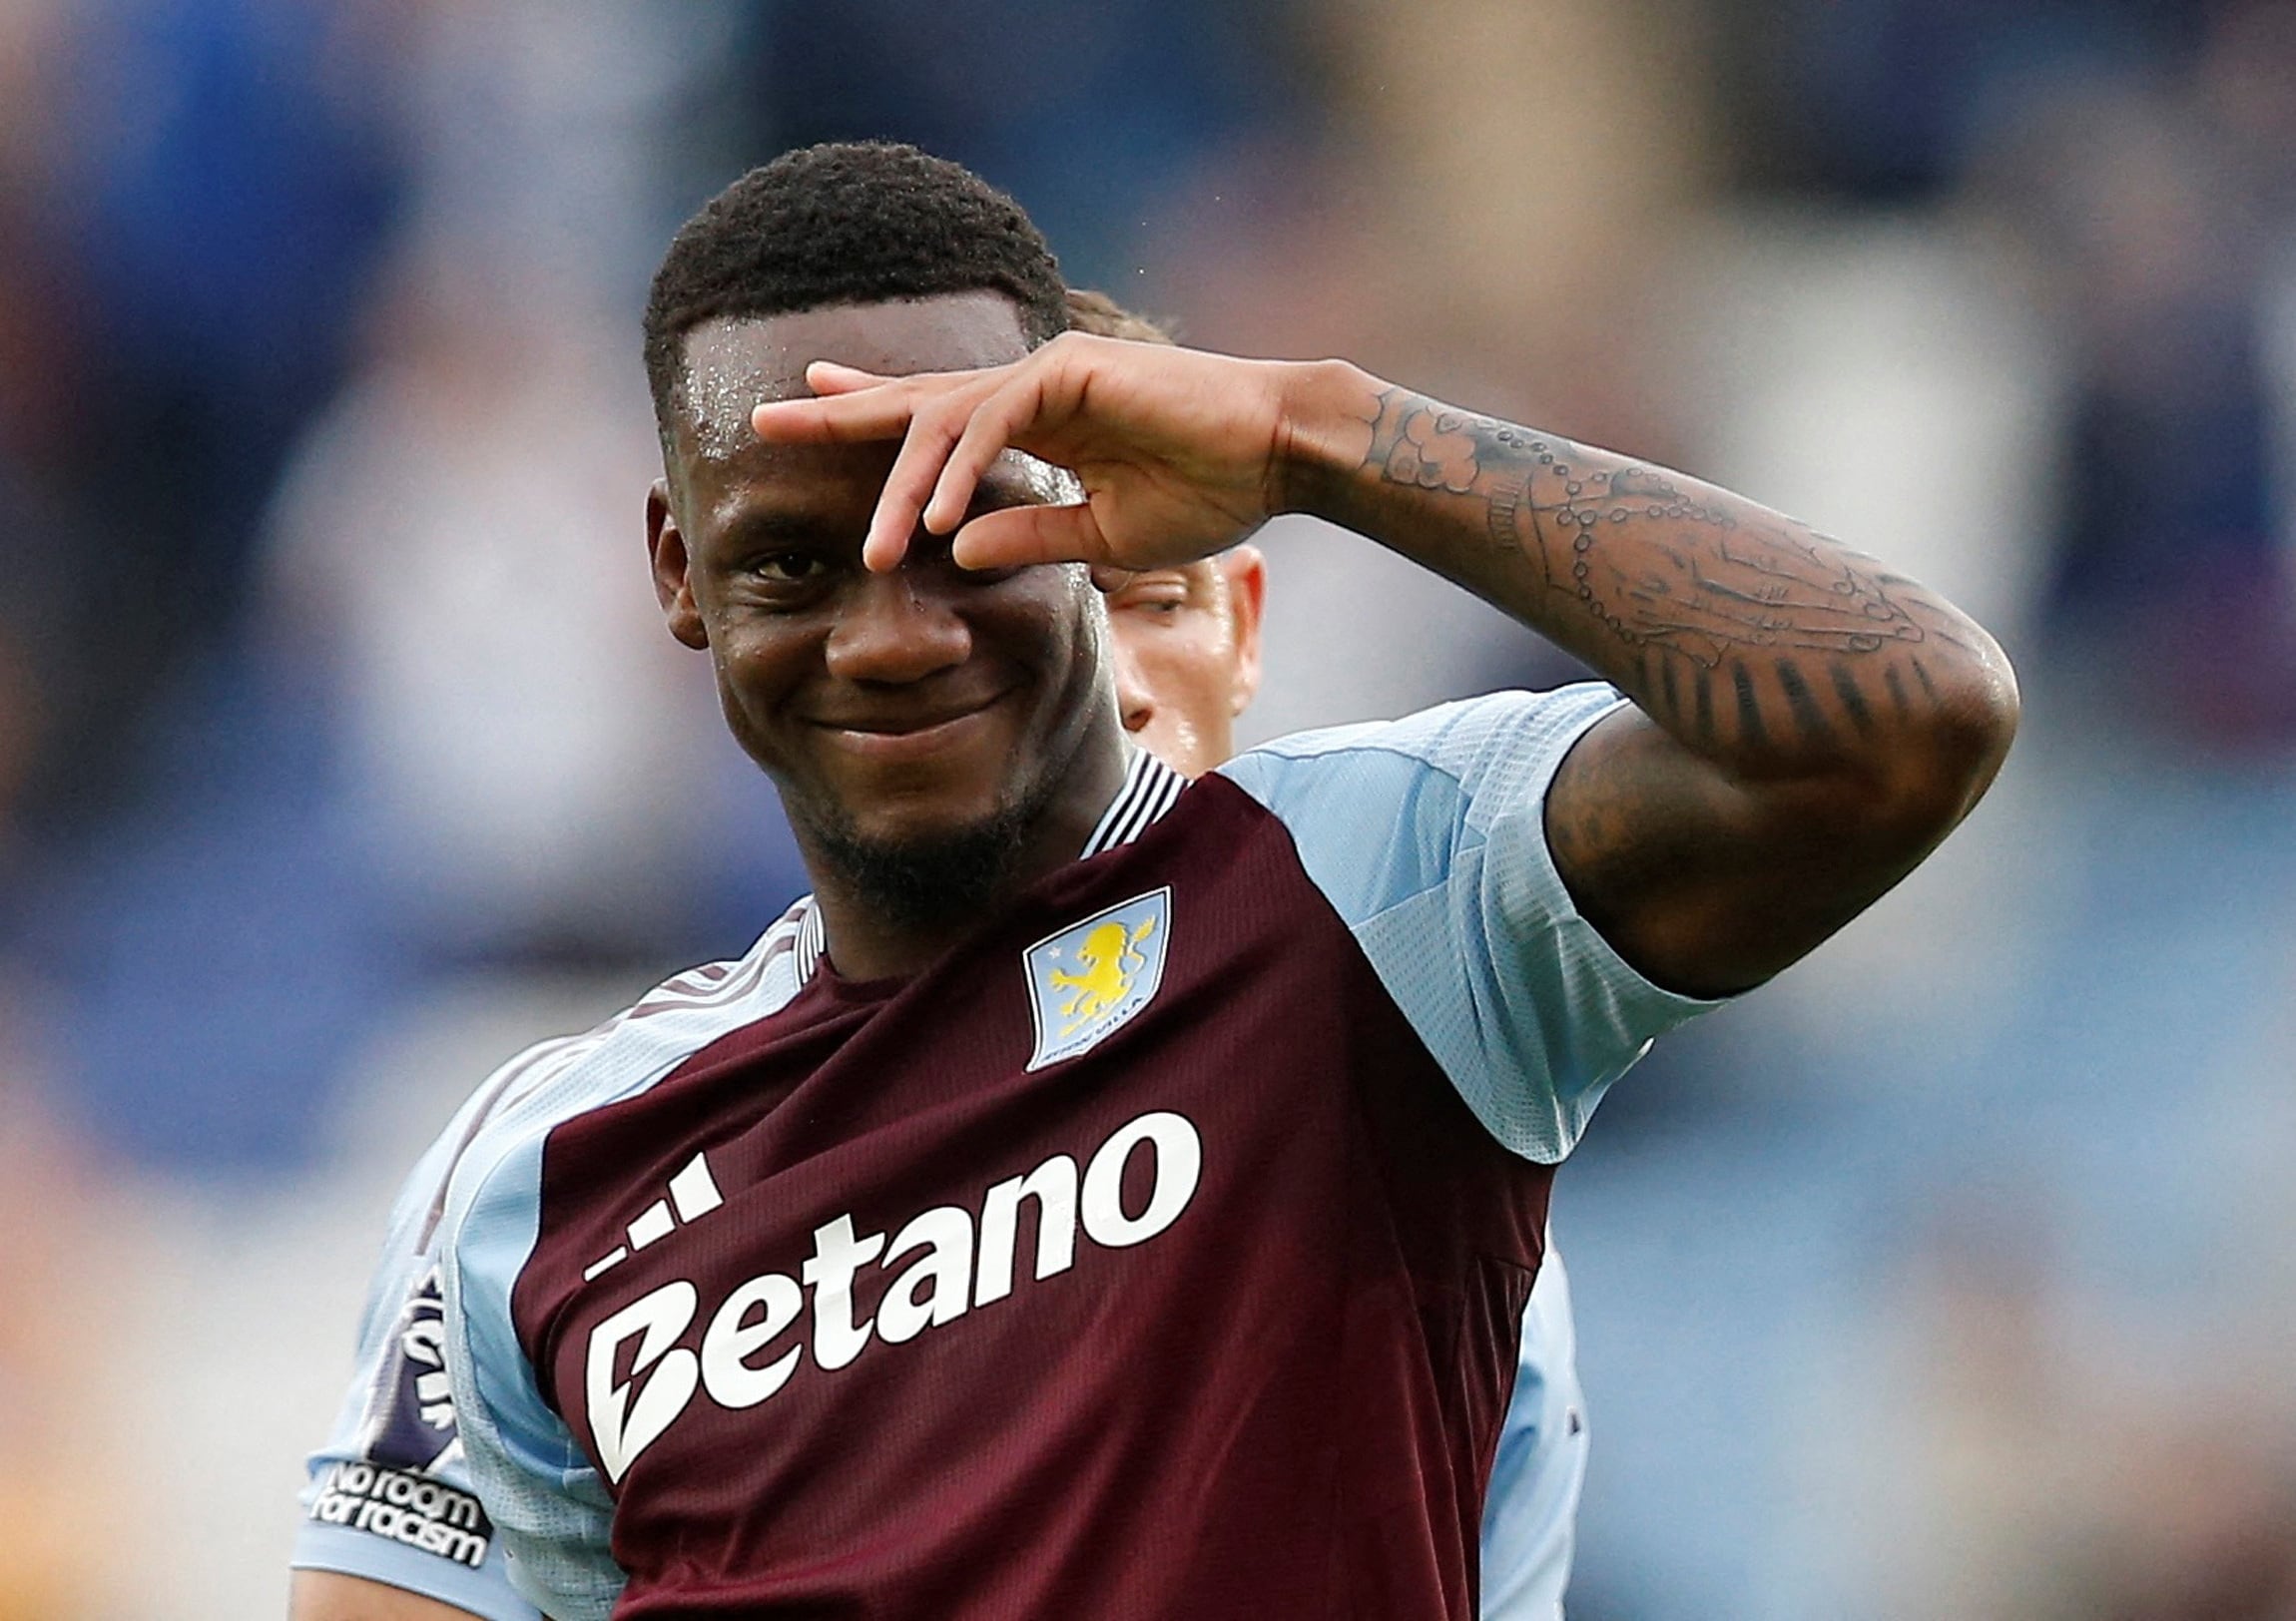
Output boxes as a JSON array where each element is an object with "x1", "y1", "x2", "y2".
[{"x1": 678, "y1": 291, "x2": 1034, "y2": 461}]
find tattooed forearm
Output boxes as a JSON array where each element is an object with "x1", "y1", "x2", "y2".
[
  {"x1": 1273, "y1": 358, "x2": 2021, "y2": 994},
  {"x1": 1345, "y1": 386, "x2": 2006, "y2": 769}
]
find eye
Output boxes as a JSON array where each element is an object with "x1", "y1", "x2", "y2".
[
  {"x1": 751, "y1": 551, "x2": 831, "y2": 584},
  {"x1": 1113, "y1": 584, "x2": 1188, "y2": 618}
]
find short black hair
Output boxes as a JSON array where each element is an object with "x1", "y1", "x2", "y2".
[{"x1": 644, "y1": 141, "x2": 1069, "y2": 439}]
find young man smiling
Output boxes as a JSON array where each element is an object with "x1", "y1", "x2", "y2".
[
  {"x1": 287, "y1": 298, "x2": 1573, "y2": 1621},
  {"x1": 305, "y1": 141, "x2": 2014, "y2": 1620}
]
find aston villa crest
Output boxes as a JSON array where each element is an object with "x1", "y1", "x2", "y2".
[{"x1": 1023, "y1": 888, "x2": 1172, "y2": 1070}]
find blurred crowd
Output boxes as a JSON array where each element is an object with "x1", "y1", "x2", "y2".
[{"x1": 0, "y1": 1, "x2": 2290, "y2": 1616}]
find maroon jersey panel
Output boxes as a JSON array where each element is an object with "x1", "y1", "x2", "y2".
[{"x1": 513, "y1": 775, "x2": 1550, "y2": 1618}]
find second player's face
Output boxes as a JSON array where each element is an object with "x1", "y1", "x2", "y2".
[
  {"x1": 651, "y1": 293, "x2": 1114, "y2": 857},
  {"x1": 1105, "y1": 550, "x2": 1265, "y2": 778}
]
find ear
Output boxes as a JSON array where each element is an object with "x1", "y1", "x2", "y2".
[
  {"x1": 648, "y1": 479, "x2": 710, "y2": 651},
  {"x1": 1219, "y1": 544, "x2": 1267, "y2": 717}
]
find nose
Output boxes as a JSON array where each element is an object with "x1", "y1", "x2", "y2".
[
  {"x1": 1110, "y1": 634, "x2": 1155, "y2": 736},
  {"x1": 823, "y1": 566, "x2": 972, "y2": 685}
]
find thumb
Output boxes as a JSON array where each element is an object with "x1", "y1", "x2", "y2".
[{"x1": 950, "y1": 502, "x2": 1107, "y2": 570}]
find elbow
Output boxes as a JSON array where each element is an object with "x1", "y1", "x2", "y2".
[{"x1": 1867, "y1": 638, "x2": 2021, "y2": 849}]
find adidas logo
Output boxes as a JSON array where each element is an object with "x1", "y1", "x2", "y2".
[{"x1": 582, "y1": 1152, "x2": 725, "y2": 1282}]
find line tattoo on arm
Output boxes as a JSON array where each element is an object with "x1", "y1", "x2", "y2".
[{"x1": 1356, "y1": 387, "x2": 1986, "y2": 756}]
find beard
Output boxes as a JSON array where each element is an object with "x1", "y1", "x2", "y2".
[{"x1": 800, "y1": 782, "x2": 1057, "y2": 936}]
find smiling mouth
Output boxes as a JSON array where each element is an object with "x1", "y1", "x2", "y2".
[{"x1": 811, "y1": 692, "x2": 1011, "y2": 760}]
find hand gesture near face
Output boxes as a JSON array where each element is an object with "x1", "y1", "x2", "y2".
[{"x1": 750, "y1": 333, "x2": 1329, "y2": 574}]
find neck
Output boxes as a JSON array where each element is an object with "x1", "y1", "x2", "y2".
[{"x1": 801, "y1": 722, "x2": 1132, "y2": 982}]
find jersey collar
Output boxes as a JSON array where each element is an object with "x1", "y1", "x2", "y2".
[{"x1": 1080, "y1": 745, "x2": 1188, "y2": 859}]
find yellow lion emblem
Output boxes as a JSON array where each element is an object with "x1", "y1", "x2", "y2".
[{"x1": 1049, "y1": 916, "x2": 1157, "y2": 1035}]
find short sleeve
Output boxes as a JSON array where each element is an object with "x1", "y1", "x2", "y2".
[
  {"x1": 292, "y1": 1088, "x2": 542, "y2": 1619},
  {"x1": 439, "y1": 1129, "x2": 627, "y2": 1621},
  {"x1": 1217, "y1": 685, "x2": 1725, "y2": 1161}
]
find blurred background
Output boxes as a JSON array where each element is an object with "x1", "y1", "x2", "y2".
[{"x1": 1, "y1": 0, "x2": 2292, "y2": 1614}]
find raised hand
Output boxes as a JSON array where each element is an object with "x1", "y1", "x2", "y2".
[{"x1": 749, "y1": 333, "x2": 1321, "y2": 574}]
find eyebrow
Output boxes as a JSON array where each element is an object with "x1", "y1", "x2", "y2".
[
  {"x1": 716, "y1": 507, "x2": 856, "y2": 552},
  {"x1": 1119, "y1": 563, "x2": 1212, "y2": 588}
]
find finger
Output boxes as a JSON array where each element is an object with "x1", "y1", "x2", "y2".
[
  {"x1": 950, "y1": 501, "x2": 1105, "y2": 571},
  {"x1": 753, "y1": 360, "x2": 1001, "y2": 439},
  {"x1": 805, "y1": 359, "x2": 890, "y2": 395},
  {"x1": 922, "y1": 371, "x2": 1049, "y2": 535},
  {"x1": 863, "y1": 392, "x2": 982, "y2": 571},
  {"x1": 750, "y1": 385, "x2": 917, "y2": 446},
  {"x1": 1089, "y1": 563, "x2": 1138, "y2": 595}
]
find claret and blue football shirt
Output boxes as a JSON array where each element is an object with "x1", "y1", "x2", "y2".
[{"x1": 298, "y1": 685, "x2": 1716, "y2": 1619}]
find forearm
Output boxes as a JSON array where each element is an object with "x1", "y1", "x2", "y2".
[{"x1": 1281, "y1": 365, "x2": 2016, "y2": 803}]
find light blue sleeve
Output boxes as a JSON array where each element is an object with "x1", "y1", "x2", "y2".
[
  {"x1": 1480, "y1": 1249, "x2": 1589, "y2": 1621},
  {"x1": 1217, "y1": 684, "x2": 1725, "y2": 1162},
  {"x1": 292, "y1": 1087, "x2": 542, "y2": 1620},
  {"x1": 440, "y1": 1127, "x2": 627, "y2": 1621}
]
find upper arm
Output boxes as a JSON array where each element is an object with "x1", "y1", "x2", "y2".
[
  {"x1": 292, "y1": 1090, "x2": 542, "y2": 1620},
  {"x1": 1219, "y1": 686, "x2": 1720, "y2": 1162},
  {"x1": 1543, "y1": 703, "x2": 1976, "y2": 999},
  {"x1": 438, "y1": 1136, "x2": 625, "y2": 1621},
  {"x1": 290, "y1": 1570, "x2": 510, "y2": 1621}
]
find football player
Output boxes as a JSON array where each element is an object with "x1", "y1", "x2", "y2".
[
  {"x1": 288, "y1": 288, "x2": 1585, "y2": 1621},
  {"x1": 294, "y1": 141, "x2": 2014, "y2": 1619}
]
